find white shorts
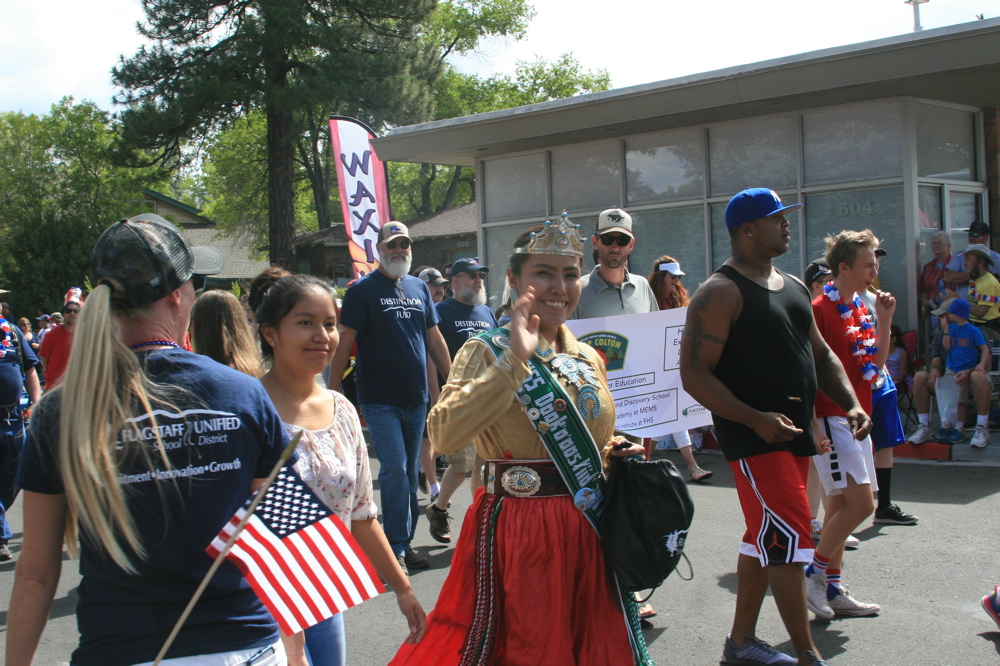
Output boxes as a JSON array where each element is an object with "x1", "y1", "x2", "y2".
[
  {"x1": 812, "y1": 416, "x2": 878, "y2": 497},
  {"x1": 134, "y1": 640, "x2": 285, "y2": 666}
]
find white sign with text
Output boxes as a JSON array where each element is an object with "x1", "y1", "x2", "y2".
[{"x1": 566, "y1": 308, "x2": 713, "y2": 437}]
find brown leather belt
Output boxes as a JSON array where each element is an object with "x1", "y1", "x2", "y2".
[{"x1": 484, "y1": 460, "x2": 569, "y2": 498}]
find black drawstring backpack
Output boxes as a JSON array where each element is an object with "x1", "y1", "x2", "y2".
[{"x1": 602, "y1": 455, "x2": 695, "y2": 595}]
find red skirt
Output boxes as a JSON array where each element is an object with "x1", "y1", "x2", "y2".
[{"x1": 391, "y1": 487, "x2": 636, "y2": 666}]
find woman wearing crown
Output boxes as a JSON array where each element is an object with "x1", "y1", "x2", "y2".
[{"x1": 392, "y1": 217, "x2": 653, "y2": 665}]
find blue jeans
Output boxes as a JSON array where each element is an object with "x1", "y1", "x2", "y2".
[
  {"x1": 360, "y1": 403, "x2": 426, "y2": 556},
  {"x1": 304, "y1": 613, "x2": 345, "y2": 666},
  {"x1": 0, "y1": 408, "x2": 24, "y2": 544}
]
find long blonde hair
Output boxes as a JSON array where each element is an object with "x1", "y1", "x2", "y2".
[
  {"x1": 51, "y1": 284, "x2": 175, "y2": 572},
  {"x1": 190, "y1": 290, "x2": 262, "y2": 377}
]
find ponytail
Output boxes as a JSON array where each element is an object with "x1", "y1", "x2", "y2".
[{"x1": 55, "y1": 284, "x2": 172, "y2": 572}]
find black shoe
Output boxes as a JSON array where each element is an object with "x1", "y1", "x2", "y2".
[
  {"x1": 404, "y1": 548, "x2": 430, "y2": 570},
  {"x1": 425, "y1": 504, "x2": 452, "y2": 543},
  {"x1": 873, "y1": 504, "x2": 918, "y2": 525},
  {"x1": 418, "y1": 472, "x2": 429, "y2": 495},
  {"x1": 0, "y1": 544, "x2": 11, "y2": 561},
  {"x1": 395, "y1": 553, "x2": 409, "y2": 577}
]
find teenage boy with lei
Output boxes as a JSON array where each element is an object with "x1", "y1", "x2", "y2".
[
  {"x1": 941, "y1": 298, "x2": 992, "y2": 448},
  {"x1": 809, "y1": 229, "x2": 893, "y2": 619}
]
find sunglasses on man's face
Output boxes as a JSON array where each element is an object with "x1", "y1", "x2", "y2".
[
  {"x1": 969, "y1": 232, "x2": 987, "y2": 238},
  {"x1": 64, "y1": 308, "x2": 80, "y2": 314},
  {"x1": 385, "y1": 239, "x2": 411, "y2": 250},
  {"x1": 599, "y1": 234, "x2": 631, "y2": 247}
]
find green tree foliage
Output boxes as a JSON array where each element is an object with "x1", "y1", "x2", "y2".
[
  {"x1": 201, "y1": 111, "x2": 318, "y2": 257},
  {"x1": 113, "y1": 0, "x2": 443, "y2": 269},
  {"x1": 195, "y1": 0, "x2": 534, "y2": 248},
  {"x1": 0, "y1": 99, "x2": 164, "y2": 316},
  {"x1": 390, "y1": 55, "x2": 611, "y2": 220}
]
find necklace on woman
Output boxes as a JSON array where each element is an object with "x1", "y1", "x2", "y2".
[
  {"x1": 128, "y1": 339, "x2": 182, "y2": 350},
  {"x1": 823, "y1": 284, "x2": 879, "y2": 384}
]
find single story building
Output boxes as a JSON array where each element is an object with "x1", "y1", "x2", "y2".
[{"x1": 373, "y1": 17, "x2": 1000, "y2": 334}]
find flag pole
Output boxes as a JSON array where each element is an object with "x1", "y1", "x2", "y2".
[{"x1": 152, "y1": 431, "x2": 304, "y2": 665}]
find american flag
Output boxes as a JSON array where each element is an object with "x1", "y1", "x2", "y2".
[{"x1": 206, "y1": 466, "x2": 385, "y2": 635}]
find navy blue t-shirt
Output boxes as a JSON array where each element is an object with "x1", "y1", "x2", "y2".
[
  {"x1": 435, "y1": 298, "x2": 498, "y2": 360},
  {"x1": 17, "y1": 350, "x2": 286, "y2": 666},
  {"x1": 340, "y1": 270, "x2": 440, "y2": 405},
  {"x1": 0, "y1": 320, "x2": 39, "y2": 404}
]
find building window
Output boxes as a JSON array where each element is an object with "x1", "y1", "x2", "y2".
[
  {"x1": 916, "y1": 103, "x2": 977, "y2": 181},
  {"x1": 631, "y1": 206, "x2": 707, "y2": 290},
  {"x1": 708, "y1": 116, "x2": 797, "y2": 196},
  {"x1": 802, "y1": 103, "x2": 902, "y2": 185},
  {"x1": 804, "y1": 186, "x2": 908, "y2": 326},
  {"x1": 550, "y1": 142, "x2": 621, "y2": 214},
  {"x1": 483, "y1": 154, "x2": 546, "y2": 222},
  {"x1": 625, "y1": 130, "x2": 705, "y2": 205}
]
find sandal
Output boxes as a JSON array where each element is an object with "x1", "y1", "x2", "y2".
[
  {"x1": 689, "y1": 466, "x2": 713, "y2": 483},
  {"x1": 637, "y1": 602, "x2": 657, "y2": 619}
]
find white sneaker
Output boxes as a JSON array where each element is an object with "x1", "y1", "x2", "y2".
[
  {"x1": 907, "y1": 424, "x2": 933, "y2": 444},
  {"x1": 845, "y1": 534, "x2": 860, "y2": 550},
  {"x1": 810, "y1": 518, "x2": 823, "y2": 541},
  {"x1": 806, "y1": 569, "x2": 834, "y2": 620},
  {"x1": 971, "y1": 426, "x2": 990, "y2": 448},
  {"x1": 827, "y1": 584, "x2": 880, "y2": 617}
]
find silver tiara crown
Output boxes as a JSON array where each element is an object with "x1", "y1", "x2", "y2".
[{"x1": 513, "y1": 212, "x2": 584, "y2": 258}]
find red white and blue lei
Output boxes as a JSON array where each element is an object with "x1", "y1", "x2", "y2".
[{"x1": 824, "y1": 283, "x2": 879, "y2": 384}]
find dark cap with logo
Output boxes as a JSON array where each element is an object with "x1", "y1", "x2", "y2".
[
  {"x1": 451, "y1": 257, "x2": 489, "y2": 276},
  {"x1": 804, "y1": 258, "x2": 831, "y2": 286},
  {"x1": 90, "y1": 214, "x2": 222, "y2": 310},
  {"x1": 418, "y1": 267, "x2": 448, "y2": 286}
]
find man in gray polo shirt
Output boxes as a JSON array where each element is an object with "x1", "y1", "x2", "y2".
[{"x1": 571, "y1": 207, "x2": 658, "y2": 319}]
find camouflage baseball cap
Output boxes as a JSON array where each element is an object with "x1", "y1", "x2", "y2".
[{"x1": 90, "y1": 214, "x2": 222, "y2": 310}]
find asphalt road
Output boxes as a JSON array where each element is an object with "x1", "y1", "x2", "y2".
[{"x1": 3, "y1": 451, "x2": 1000, "y2": 665}]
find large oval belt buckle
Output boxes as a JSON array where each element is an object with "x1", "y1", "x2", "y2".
[{"x1": 500, "y1": 466, "x2": 541, "y2": 497}]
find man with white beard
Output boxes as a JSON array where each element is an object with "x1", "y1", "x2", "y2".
[
  {"x1": 328, "y1": 222, "x2": 453, "y2": 575},
  {"x1": 424, "y1": 258, "x2": 497, "y2": 543}
]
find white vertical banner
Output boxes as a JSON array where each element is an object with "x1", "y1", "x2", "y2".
[
  {"x1": 566, "y1": 309, "x2": 712, "y2": 437},
  {"x1": 329, "y1": 117, "x2": 392, "y2": 279}
]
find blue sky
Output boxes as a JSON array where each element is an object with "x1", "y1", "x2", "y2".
[{"x1": 1, "y1": 0, "x2": 993, "y2": 116}]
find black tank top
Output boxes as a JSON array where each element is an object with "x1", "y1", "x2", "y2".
[{"x1": 712, "y1": 265, "x2": 817, "y2": 461}]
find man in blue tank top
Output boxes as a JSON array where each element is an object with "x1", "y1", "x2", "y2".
[{"x1": 681, "y1": 188, "x2": 871, "y2": 666}]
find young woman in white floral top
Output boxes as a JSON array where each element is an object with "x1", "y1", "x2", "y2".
[{"x1": 255, "y1": 273, "x2": 425, "y2": 665}]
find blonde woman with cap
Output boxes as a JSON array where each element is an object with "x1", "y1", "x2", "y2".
[
  {"x1": 392, "y1": 215, "x2": 653, "y2": 665},
  {"x1": 648, "y1": 255, "x2": 712, "y2": 483},
  {"x1": 8, "y1": 214, "x2": 306, "y2": 666}
]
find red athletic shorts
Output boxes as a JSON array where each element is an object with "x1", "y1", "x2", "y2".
[{"x1": 730, "y1": 451, "x2": 814, "y2": 566}]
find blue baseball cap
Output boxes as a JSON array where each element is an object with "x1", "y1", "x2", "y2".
[
  {"x1": 947, "y1": 298, "x2": 971, "y2": 320},
  {"x1": 451, "y1": 257, "x2": 488, "y2": 276},
  {"x1": 725, "y1": 188, "x2": 803, "y2": 231}
]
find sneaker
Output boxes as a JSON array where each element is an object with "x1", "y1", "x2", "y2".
[
  {"x1": 720, "y1": 634, "x2": 797, "y2": 665},
  {"x1": 425, "y1": 503, "x2": 452, "y2": 543},
  {"x1": 418, "y1": 472, "x2": 429, "y2": 494},
  {"x1": 946, "y1": 427, "x2": 966, "y2": 444},
  {"x1": 810, "y1": 518, "x2": 823, "y2": 541},
  {"x1": 971, "y1": 425, "x2": 990, "y2": 448},
  {"x1": 873, "y1": 504, "x2": 919, "y2": 525},
  {"x1": 404, "y1": 548, "x2": 430, "y2": 571},
  {"x1": 827, "y1": 584, "x2": 880, "y2": 616},
  {"x1": 908, "y1": 424, "x2": 933, "y2": 444},
  {"x1": 0, "y1": 544, "x2": 10, "y2": 561},
  {"x1": 396, "y1": 553, "x2": 409, "y2": 577},
  {"x1": 845, "y1": 534, "x2": 860, "y2": 550},
  {"x1": 806, "y1": 569, "x2": 834, "y2": 620},
  {"x1": 982, "y1": 585, "x2": 1000, "y2": 631}
]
